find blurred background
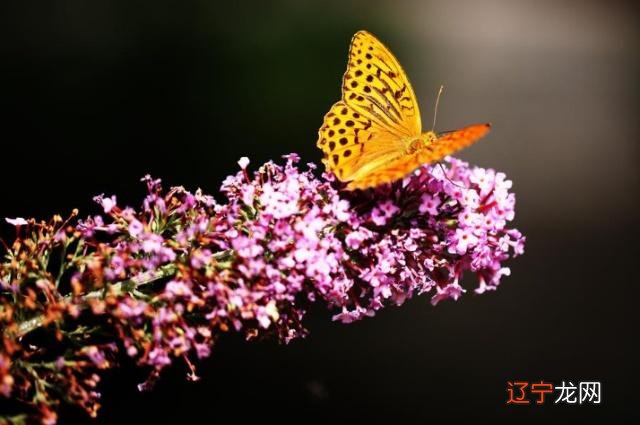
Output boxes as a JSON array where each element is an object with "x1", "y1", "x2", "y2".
[{"x1": 1, "y1": 0, "x2": 639, "y2": 423}]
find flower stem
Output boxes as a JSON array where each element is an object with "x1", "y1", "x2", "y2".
[{"x1": 12, "y1": 263, "x2": 178, "y2": 339}]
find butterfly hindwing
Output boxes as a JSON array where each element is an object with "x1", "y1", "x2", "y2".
[
  {"x1": 345, "y1": 154, "x2": 422, "y2": 190},
  {"x1": 346, "y1": 124, "x2": 491, "y2": 190},
  {"x1": 416, "y1": 123, "x2": 491, "y2": 164},
  {"x1": 317, "y1": 101, "x2": 404, "y2": 182}
]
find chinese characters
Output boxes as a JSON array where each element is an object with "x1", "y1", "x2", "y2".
[{"x1": 507, "y1": 381, "x2": 601, "y2": 405}]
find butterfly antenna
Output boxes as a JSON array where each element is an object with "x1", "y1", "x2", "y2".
[
  {"x1": 431, "y1": 85, "x2": 444, "y2": 131},
  {"x1": 437, "y1": 162, "x2": 467, "y2": 189}
]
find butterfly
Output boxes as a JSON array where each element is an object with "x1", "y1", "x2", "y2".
[{"x1": 317, "y1": 30, "x2": 490, "y2": 190}]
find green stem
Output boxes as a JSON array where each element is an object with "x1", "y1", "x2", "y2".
[
  {"x1": 13, "y1": 263, "x2": 178, "y2": 339},
  {"x1": 0, "y1": 413, "x2": 28, "y2": 425}
]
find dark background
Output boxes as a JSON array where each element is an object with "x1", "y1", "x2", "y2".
[{"x1": 2, "y1": 1, "x2": 639, "y2": 423}]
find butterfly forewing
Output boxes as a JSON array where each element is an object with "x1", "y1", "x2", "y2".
[
  {"x1": 317, "y1": 31, "x2": 422, "y2": 182},
  {"x1": 343, "y1": 31, "x2": 422, "y2": 137}
]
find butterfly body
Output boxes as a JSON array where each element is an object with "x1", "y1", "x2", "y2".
[
  {"x1": 406, "y1": 132, "x2": 437, "y2": 154},
  {"x1": 317, "y1": 30, "x2": 490, "y2": 190}
]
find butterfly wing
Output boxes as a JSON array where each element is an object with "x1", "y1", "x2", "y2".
[
  {"x1": 317, "y1": 101, "x2": 405, "y2": 182},
  {"x1": 344, "y1": 155, "x2": 421, "y2": 190},
  {"x1": 417, "y1": 123, "x2": 491, "y2": 164},
  {"x1": 345, "y1": 123, "x2": 491, "y2": 190},
  {"x1": 317, "y1": 31, "x2": 489, "y2": 191},
  {"x1": 343, "y1": 31, "x2": 422, "y2": 136},
  {"x1": 317, "y1": 31, "x2": 422, "y2": 185}
]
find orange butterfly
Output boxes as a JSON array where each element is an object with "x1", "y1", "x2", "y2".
[{"x1": 317, "y1": 30, "x2": 490, "y2": 190}]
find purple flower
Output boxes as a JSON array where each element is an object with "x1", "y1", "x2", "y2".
[
  {"x1": 128, "y1": 219, "x2": 144, "y2": 237},
  {"x1": 450, "y1": 227, "x2": 479, "y2": 255},
  {"x1": 5, "y1": 217, "x2": 28, "y2": 226},
  {"x1": 0, "y1": 151, "x2": 524, "y2": 425},
  {"x1": 370, "y1": 200, "x2": 399, "y2": 226},
  {"x1": 164, "y1": 280, "x2": 193, "y2": 299},
  {"x1": 83, "y1": 346, "x2": 108, "y2": 368},
  {"x1": 215, "y1": 154, "x2": 524, "y2": 328},
  {"x1": 93, "y1": 194, "x2": 117, "y2": 214},
  {"x1": 431, "y1": 283, "x2": 465, "y2": 306},
  {"x1": 419, "y1": 194, "x2": 441, "y2": 216}
]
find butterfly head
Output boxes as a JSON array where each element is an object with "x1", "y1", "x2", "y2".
[
  {"x1": 406, "y1": 132, "x2": 438, "y2": 155},
  {"x1": 423, "y1": 131, "x2": 438, "y2": 144}
]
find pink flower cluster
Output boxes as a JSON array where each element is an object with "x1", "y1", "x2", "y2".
[
  {"x1": 0, "y1": 154, "x2": 523, "y2": 424},
  {"x1": 218, "y1": 154, "x2": 524, "y2": 326}
]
